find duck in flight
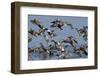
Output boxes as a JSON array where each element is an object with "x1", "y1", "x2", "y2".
[
  {"x1": 65, "y1": 21, "x2": 74, "y2": 29},
  {"x1": 31, "y1": 18, "x2": 46, "y2": 33},
  {"x1": 76, "y1": 26, "x2": 87, "y2": 41},
  {"x1": 51, "y1": 40, "x2": 65, "y2": 52},
  {"x1": 28, "y1": 29, "x2": 38, "y2": 37},
  {"x1": 51, "y1": 19, "x2": 74, "y2": 30},
  {"x1": 40, "y1": 43, "x2": 49, "y2": 53},
  {"x1": 44, "y1": 28, "x2": 56, "y2": 37},
  {"x1": 61, "y1": 36, "x2": 78, "y2": 48},
  {"x1": 76, "y1": 26, "x2": 87, "y2": 36},
  {"x1": 74, "y1": 44, "x2": 88, "y2": 57},
  {"x1": 51, "y1": 19, "x2": 64, "y2": 30},
  {"x1": 31, "y1": 18, "x2": 43, "y2": 29},
  {"x1": 31, "y1": 18, "x2": 56, "y2": 37}
]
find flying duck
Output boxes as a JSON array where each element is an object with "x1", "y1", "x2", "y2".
[
  {"x1": 65, "y1": 21, "x2": 74, "y2": 29},
  {"x1": 61, "y1": 36, "x2": 78, "y2": 48},
  {"x1": 76, "y1": 26, "x2": 87, "y2": 37},
  {"x1": 31, "y1": 18, "x2": 46, "y2": 30},
  {"x1": 51, "y1": 40, "x2": 65, "y2": 52},
  {"x1": 74, "y1": 44, "x2": 88, "y2": 56},
  {"x1": 50, "y1": 19, "x2": 64, "y2": 30},
  {"x1": 28, "y1": 29, "x2": 40, "y2": 37},
  {"x1": 40, "y1": 43, "x2": 50, "y2": 54},
  {"x1": 44, "y1": 28, "x2": 56, "y2": 37}
]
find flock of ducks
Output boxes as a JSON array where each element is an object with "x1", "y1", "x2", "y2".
[
  {"x1": 28, "y1": 18, "x2": 88, "y2": 60},
  {"x1": 50, "y1": 19, "x2": 74, "y2": 30}
]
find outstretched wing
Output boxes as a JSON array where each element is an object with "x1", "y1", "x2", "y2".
[
  {"x1": 31, "y1": 19, "x2": 44, "y2": 29},
  {"x1": 67, "y1": 23, "x2": 74, "y2": 29}
]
